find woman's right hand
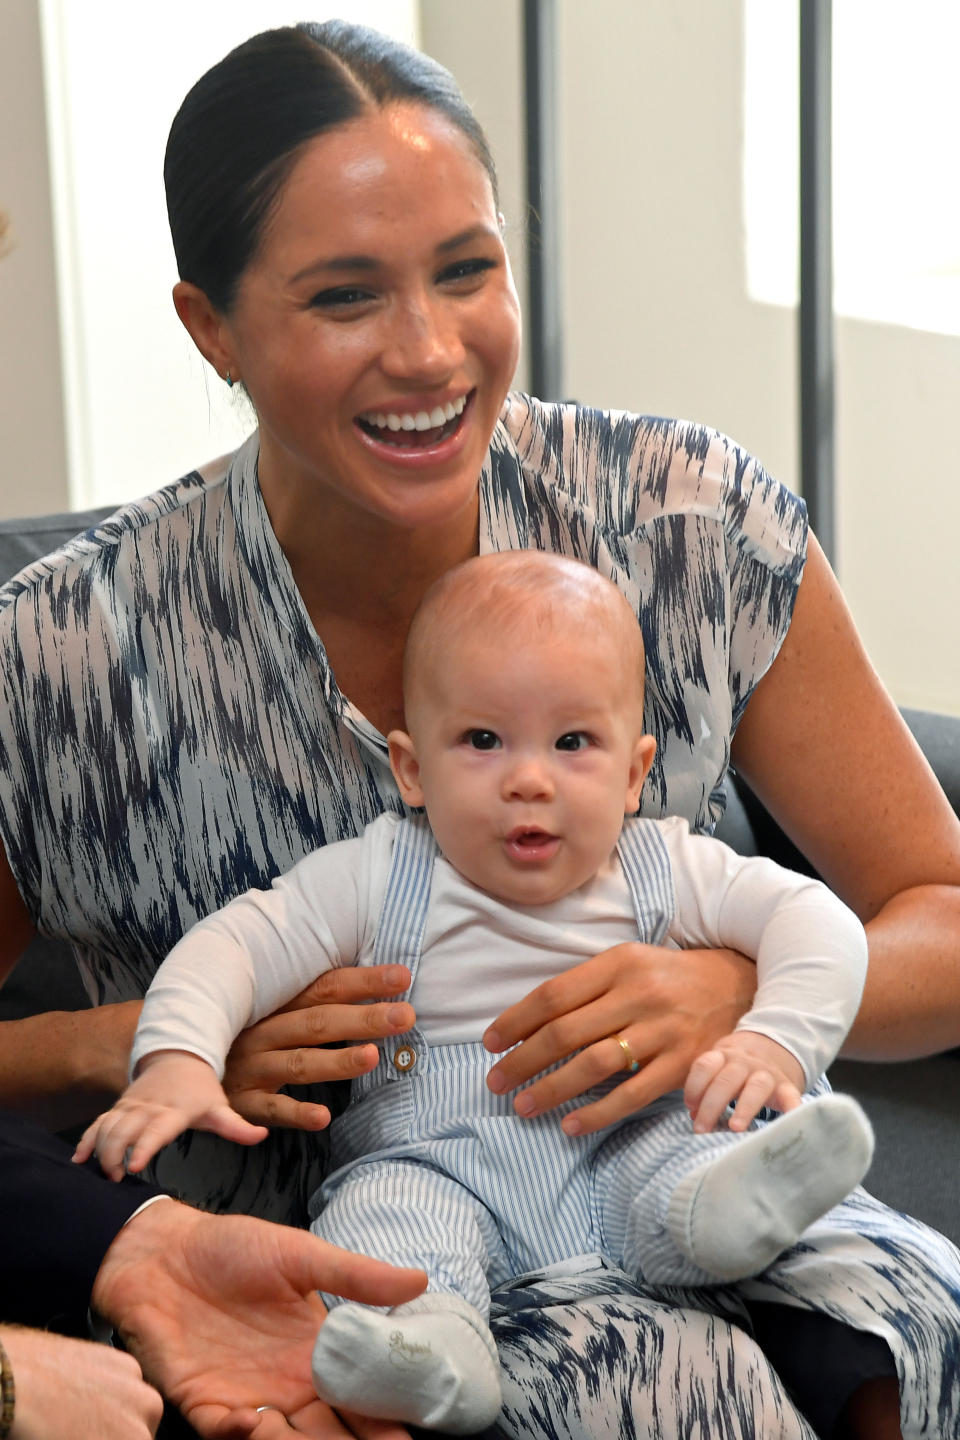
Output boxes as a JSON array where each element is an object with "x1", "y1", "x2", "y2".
[{"x1": 222, "y1": 965, "x2": 414, "y2": 1129}]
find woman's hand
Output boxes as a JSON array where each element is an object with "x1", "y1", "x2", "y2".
[
  {"x1": 483, "y1": 941, "x2": 756, "y2": 1136},
  {"x1": 222, "y1": 965, "x2": 415, "y2": 1129}
]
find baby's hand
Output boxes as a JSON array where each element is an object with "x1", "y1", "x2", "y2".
[
  {"x1": 684, "y1": 1030, "x2": 805, "y2": 1134},
  {"x1": 72, "y1": 1050, "x2": 269, "y2": 1180}
]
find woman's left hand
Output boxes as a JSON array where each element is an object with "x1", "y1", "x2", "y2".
[
  {"x1": 483, "y1": 940, "x2": 756, "y2": 1136},
  {"x1": 222, "y1": 965, "x2": 415, "y2": 1130}
]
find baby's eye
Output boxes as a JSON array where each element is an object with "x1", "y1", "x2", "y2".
[
  {"x1": 465, "y1": 730, "x2": 501, "y2": 751},
  {"x1": 555, "y1": 732, "x2": 590, "y2": 752}
]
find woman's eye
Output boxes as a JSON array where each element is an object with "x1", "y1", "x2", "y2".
[
  {"x1": 437, "y1": 257, "x2": 498, "y2": 286},
  {"x1": 466, "y1": 730, "x2": 501, "y2": 751},
  {"x1": 555, "y1": 732, "x2": 590, "y2": 752},
  {"x1": 308, "y1": 286, "x2": 375, "y2": 310}
]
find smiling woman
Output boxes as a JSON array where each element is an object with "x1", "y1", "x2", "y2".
[
  {"x1": 174, "y1": 102, "x2": 519, "y2": 552},
  {"x1": 2, "y1": 17, "x2": 960, "y2": 1440}
]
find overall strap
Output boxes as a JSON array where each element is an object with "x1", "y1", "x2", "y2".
[
  {"x1": 615, "y1": 817, "x2": 675, "y2": 945},
  {"x1": 358, "y1": 812, "x2": 439, "y2": 1091},
  {"x1": 371, "y1": 812, "x2": 439, "y2": 989}
]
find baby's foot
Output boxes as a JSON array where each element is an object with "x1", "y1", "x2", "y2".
[
  {"x1": 666, "y1": 1093, "x2": 874, "y2": 1281},
  {"x1": 311, "y1": 1293, "x2": 501, "y2": 1434}
]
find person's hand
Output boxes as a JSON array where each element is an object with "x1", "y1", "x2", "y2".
[
  {"x1": 1, "y1": 1323, "x2": 163, "y2": 1439},
  {"x1": 684, "y1": 1030, "x2": 805, "y2": 1134},
  {"x1": 483, "y1": 941, "x2": 757, "y2": 1136},
  {"x1": 73, "y1": 1052, "x2": 269, "y2": 1181},
  {"x1": 222, "y1": 966, "x2": 415, "y2": 1131},
  {"x1": 92, "y1": 1197, "x2": 428, "y2": 1440}
]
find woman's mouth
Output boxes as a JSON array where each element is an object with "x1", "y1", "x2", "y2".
[{"x1": 356, "y1": 393, "x2": 471, "y2": 449}]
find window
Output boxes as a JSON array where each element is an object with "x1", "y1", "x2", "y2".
[{"x1": 744, "y1": 0, "x2": 960, "y2": 336}]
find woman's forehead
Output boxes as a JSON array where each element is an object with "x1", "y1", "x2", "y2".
[{"x1": 263, "y1": 103, "x2": 497, "y2": 249}]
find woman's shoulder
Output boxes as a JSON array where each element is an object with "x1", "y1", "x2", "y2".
[
  {"x1": 494, "y1": 391, "x2": 806, "y2": 567},
  {"x1": 0, "y1": 450, "x2": 240, "y2": 616}
]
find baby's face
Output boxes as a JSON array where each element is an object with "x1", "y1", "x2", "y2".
[{"x1": 390, "y1": 628, "x2": 655, "y2": 905}]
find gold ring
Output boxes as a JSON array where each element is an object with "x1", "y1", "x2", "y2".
[{"x1": 616, "y1": 1035, "x2": 640, "y2": 1074}]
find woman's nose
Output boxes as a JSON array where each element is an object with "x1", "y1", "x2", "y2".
[{"x1": 381, "y1": 295, "x2": 465, "y2": 382}]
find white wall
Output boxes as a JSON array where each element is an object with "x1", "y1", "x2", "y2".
[{"x1": 0, "y1": 0, "x2": 69, "y2": 515}]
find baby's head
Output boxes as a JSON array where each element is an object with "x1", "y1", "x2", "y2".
[{"x1": 388, "y1": 552, "x2": 656, "y2": 905}]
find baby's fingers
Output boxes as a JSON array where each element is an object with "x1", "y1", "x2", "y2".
[
  {"x1": 726, "y1": 1069, "x2": 780, "y2": 1131},
  {"x1": 203, "y1": 1104, "x2": 270, "y2": 1148},
  {"x1": 74, "y1": 1103, "x2": 187, "y2": 1179},
  {"x1": 72, "y1": 1118, "x2": 106, "y2": 1167},
  {"x1": 684, "y1": 1049, "x2": 727, "y2": 1113}
]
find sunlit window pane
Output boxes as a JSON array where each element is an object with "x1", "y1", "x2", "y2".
[{"x1": 744, "y1": 0, "x2": 960, "y2": 336}]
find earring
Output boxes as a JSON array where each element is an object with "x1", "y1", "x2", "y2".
[{"x1": 225, "y1": 371, "x2": 234, "y2": 388}]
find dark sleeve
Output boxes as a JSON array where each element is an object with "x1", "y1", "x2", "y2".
[{"x1": 0, "y1": 1109, "x2": 162, "y2": 1331}]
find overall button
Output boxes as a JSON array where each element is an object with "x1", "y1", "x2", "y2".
[{"x1": 392, "y1": 1045, "x2": 417, "y2": 1073}]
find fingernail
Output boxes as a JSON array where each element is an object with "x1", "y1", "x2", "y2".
[
  {"x1": 483, "y1": 1028, "x2": 502, "y2": 1052},
  {"x1": 486, "y1": 1070, "x2": 506, "y2": 1094},
  {"x1": 514, "y1": 1093, "x2": 536, "y2": 1117},
  {"x1": 387, "y1": 1005, "x2": 410, "y2": 1027},
  {"x1": 562, "y1": 1114, "x2": 581, "y2": 1136},
  {"x1": 384, "y1": 967, "x2": 408, "y2": 990}
]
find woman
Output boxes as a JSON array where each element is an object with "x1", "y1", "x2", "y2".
[{"x1": 1, "y1": 20, "x2": 959, "y2": 1440}]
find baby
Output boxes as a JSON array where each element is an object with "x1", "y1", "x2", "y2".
[{"x1": 77, "y1": 551, "x2": 874, "y2": 1434}]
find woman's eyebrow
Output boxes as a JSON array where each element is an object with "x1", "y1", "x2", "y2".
[
  {"x1": 290, "y1": 254, "x2": 378, "y2": 283},
  {"x1": 435, "y1": 223, "x2": 499, "y2": 254},
  {"x1": 289, "y1": 224, "x2": 499, "y2": 283}
]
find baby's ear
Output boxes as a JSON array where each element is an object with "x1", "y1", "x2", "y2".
[
  {"x1": 387, "y1": 730, "x2": 425, "y2": 807},
  {"x1": 625, "y1": 734, "x2": 657, "y2": 814}
]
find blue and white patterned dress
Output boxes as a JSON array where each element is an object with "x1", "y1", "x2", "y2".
[{"x1": 2, "y1": 394, "x2": 958, "y2": 1437}]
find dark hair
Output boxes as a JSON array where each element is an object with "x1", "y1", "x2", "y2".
[{"x1": 164, "y1": 20, "x2": 499, "y2": 313}]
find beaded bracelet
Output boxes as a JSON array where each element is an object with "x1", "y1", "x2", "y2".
[{"x1": 0, "y1": 1335, "x2": 14, "y2": 1440}]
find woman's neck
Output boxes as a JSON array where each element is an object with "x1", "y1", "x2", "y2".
[{"x1": 276, "y1": 495, "x2": 481, "y2": 635}]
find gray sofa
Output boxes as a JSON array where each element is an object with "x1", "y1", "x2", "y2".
[{"x1": 1, "y1": 506, "x2": 958, "y2": 1246}]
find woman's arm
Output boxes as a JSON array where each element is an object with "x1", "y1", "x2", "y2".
[
  {"x1": 731, "y1": 533, "x2": 960, "y2": 1058},
  {"x1": 0, "y1": 840, "x2": 416, "y2": 1129}
]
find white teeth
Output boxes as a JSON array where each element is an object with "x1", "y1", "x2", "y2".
[{"x1": 360, "y1": 394, "x2": 468, "y2": 432}]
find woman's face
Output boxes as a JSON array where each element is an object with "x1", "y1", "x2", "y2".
[{"x1": 217, "y1": 103, "x2": 521, "y2": 534}]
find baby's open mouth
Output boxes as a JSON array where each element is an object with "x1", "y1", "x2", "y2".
[
  {"x1": 509, "y1": 828, "x2": 554, "y2": 848},
  {"x1": 504, "y1": 828, "x2": 559, "y2": 861},
  {"x1": 356, "y1": 393, "x2": 470, "y2": 448}
]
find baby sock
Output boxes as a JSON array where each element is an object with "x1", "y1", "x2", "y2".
[
  {"x1": 666, "y1": 1092, "x2": 875, "y2": 1282},
  {"x1": 311, "y1": 1291, "x2": 502, "y2": 1434}
]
